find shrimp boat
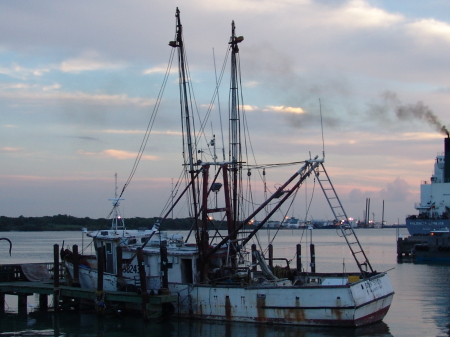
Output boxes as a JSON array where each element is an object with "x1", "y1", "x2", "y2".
[{"x1": 63, "y1": 8, "x2": 394, "y2": 326}]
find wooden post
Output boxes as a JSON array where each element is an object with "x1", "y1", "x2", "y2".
[
  {"x1": 397, "y1": 236, "x2": 403, "y2": 261},
  {"x1": 53, "y1": 244, "x2": 60, "y2": 311},
  {"x1": 73, "y1": 244, "x2": 79, "y2": 282},
  {"x1": 137, "y1": 248, "x2": 147, "y2": 293},
  {"x1": 268, "y1": 244, "x2": 273, "y2": 270},
  {"x1": 137, "y1": 248, "x2": 148, "y2": 320},
  {"x1": 251, "y1": 244, "x2": 257, "y2": 272},
  {"x1": 160, "y1": 243, "x2": 169, "y2": 289},
  {"x1": 18, "y1": 295, "x2": 27, "y2": 315},
  {"x1": 96, "y1": 246, "x2": 105, "y2": 316},
  {"x1": 116, "y1": 246, "x2": 123, "y2": 278},
  {"x1": 310, "y1": 244, "x2": 316, "y2": 273},
  {"x1": 296, "y1": 244, "x2": 302, "y2": 273},
  {"x1": 97, "y1": 246, "x2": 104, "y2": 292},
  {"x1": 0, "y1": 293, "x2": 4, "y2": 314},
  {"x1": 39, "y1": 294, "x2": 48, "y2": 311}
]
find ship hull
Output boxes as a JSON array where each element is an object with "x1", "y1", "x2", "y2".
[
  {"x1": 170, "y1": 273, "x2": 394, "y2": 327},
  {"x1": 412, "y1": 231, "x2": 450, "y2": 264},
  {"x1": 65, "y1": 260, "x2": 393, "y2": 326},
  {"x1": 405, "y1": 218, "x2": 450, "y2": 236}
]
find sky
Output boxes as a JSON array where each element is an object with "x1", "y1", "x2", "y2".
[{"x1": 1, "y1": 0, "x2": 450, "y2": 225}]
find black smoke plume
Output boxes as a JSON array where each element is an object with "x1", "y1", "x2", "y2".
[{"x1": 379, "y1": 91, "x2": 448, "y2": 137}]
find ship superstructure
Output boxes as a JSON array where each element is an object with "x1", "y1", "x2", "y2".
[{"x1": 406, "y1": 137, "x2": 450, "y2": 235}]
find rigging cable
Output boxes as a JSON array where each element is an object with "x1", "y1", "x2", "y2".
[
  {"x1": 213, "y1": 47, "x2": 226, "y2": 162},
  {"x1": 265, "y1": 180, "x2": 301, "y2": 251},
  {"x1": 106, "y1": 47, "x2": 176, "y2": 219}
]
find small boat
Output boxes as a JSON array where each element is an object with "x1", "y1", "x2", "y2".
[
  {"x1": 64, "y1": 8, "x2": 394, "y2": 326},
  {"x1": 406, "y1": 136, "x2": 450, "y2": 235}
]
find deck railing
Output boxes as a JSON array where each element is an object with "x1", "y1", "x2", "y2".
[{"x1": 0, "y1": 262, "x2": 64, "y2": 282}]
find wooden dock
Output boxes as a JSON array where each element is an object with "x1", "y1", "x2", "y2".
[{"x1": 0, "y1": 261, "x2": 177, "y2": 319}]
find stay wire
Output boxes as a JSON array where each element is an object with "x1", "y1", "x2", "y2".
[{"x1": 106, "y1": 47, "x2": 176, "y2": 219}]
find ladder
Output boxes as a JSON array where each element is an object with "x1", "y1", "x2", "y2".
[{"x1": 313, "y1": 162, "x2": 374, "y2": 275}]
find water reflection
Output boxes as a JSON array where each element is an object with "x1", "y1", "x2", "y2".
[
  {"x1": 8, "y1": 229, "x2": 450, "y2": 336},
  {"x1": 0, "y1": 312, "x2": 392, "y2": 337}
]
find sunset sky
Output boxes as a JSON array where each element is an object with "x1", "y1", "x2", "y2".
[{"x1": 1, "y1": 0, "x2": 450, "y2": 225}]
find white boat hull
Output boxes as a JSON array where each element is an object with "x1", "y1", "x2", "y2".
[
  {"x1": 65, "y1": 262, "x2": 129, "y2": 292},
  {"x1": 169, "y1": 273, "x2": 393, "y2": 327},
  {"x1": 66, "y1": 257, "x2": 393, "y2": 326}
]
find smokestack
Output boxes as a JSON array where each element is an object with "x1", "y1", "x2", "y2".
[{"x1": 445, "y1": 137, "x2": 450, "y2": 183}]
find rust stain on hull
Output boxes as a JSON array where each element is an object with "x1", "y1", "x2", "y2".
[
  {"x1": 225, "y1": 295, "x2": 232, "y2": 319},
  {"x1": 286, "y1": 297, "x2": 306, "y2": 322},
  {"x1": 256, "y1": 294, "x2": 266, "y2": 322},
  {"x1": 330, "y1": 308, "x2": 343, "y2": 320},
  {"x1": 331, "y1": 297, "x2": 343, "y2": 320}
]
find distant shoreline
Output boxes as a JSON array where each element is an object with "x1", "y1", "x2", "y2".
[{"x1": 0, "y1": 215, "x2": 407, "y2": 232}]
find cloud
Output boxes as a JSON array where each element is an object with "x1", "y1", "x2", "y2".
[
  {"x1": 379, "y1": 177, "x2": 411, "y2": 202},
  {"x1": 0, "y1": 83, "x2": 33, "y2": 90},
  {"x1": 59, "y1": 52, "x2": 125, "y2": 73},
  {"x1": 0, "y1": 90, "x2": 155, "y2": 107},
  {"x1": 143, "y1": 66, "x2": 174, "y2": 75},
  {"x1": 330, "y1": 0, "x2": 403, "y2": 28},
  {"x1": 407, "y1": 18, "x2": 450, "y2": 44},
  {"x1": 77, "y1": 149, "x2": 158, "y2": 160},
  {"x1": 283, "y1": 110, "x2": 341, "y2": 129},
  {"x1": 0, "y1": 147, "x2": 22, "y2": 153},
  {"x1": 348, "y1": 177, "x2": 411, "y2": 203},
  {"x1": 99, "y1": 129, "x2": 182, "y2": 136},
  {"x1": 348, "y1": 188, "x2": 366, "y2": 202},
  {"x1": 264, "y1": 105, "x2": 306, "y2": 114},
  {"x1": 243, "y1": 105, "x2": 258, "y2": 111},
  {"x1": 64, "y1": 136, "x2": 100, "y2": 141},
  {"x1": 0, "y1": 64, "x2": 50, "y2": 80},
  {"x1": 244, "y1": 81, "x2": 259, "y2": 88},
  {"x1": 42, "y1": 83, "x2": 61, "y2": 91}
]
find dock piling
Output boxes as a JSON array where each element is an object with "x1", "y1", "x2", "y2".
[
  {"x1": 268, "y1": 244, "x2": 273, "y2": 270},
  {"x1": 39, "y1": 294, "x2": 48, "y2": 311},
  {"x1": 0, "y1": 293, "x2": 4, "y2": 314},
  {"x1": 18, "y1": 294, "x2": 27, "y2": 315},
  {"x1": 137, "y1": 247, "x2": 148, "y2": 320},
  {"x1": 310, "y1": 244, "x2": 316, "y2": 273},
  {"x1": 161, "y1": 243, "x2": 169, "y2": 289},
  {"x1": 116, "y1": 246, "x2": 123, "y2": 278},
  {"x1": 296, "y1": 244, "x2": 302, "y2": 272},
  {"x1": 96, "y1": 246, "x2": 105, "y2": 315},
  {"x1": 73, "y1": 245, "x2": 79, "y2": 282},
  {"x1": 251, "y1": 244, "x2": 257, "y2": 272},
  {"x1": 53, "y1": 244, "x2": 60, "y2": 311}
]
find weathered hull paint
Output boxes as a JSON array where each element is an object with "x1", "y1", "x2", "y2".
[
  {"x1": 66, "y1": 262, "x2": 124, "y2": 291},
  {"x1": 169, "y1": 273, "x2": 394, "y2": 327}
]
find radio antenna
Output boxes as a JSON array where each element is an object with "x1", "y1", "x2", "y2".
[{"x1": 319, "y1": 98, "x2": 325, "y2": 159}]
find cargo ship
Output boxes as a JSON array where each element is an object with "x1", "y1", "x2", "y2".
[{"x1": 406, "y1": 136, "x2": 450, "y2": 235}]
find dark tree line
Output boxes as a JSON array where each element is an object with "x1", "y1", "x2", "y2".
[{"x1": 0, "y1": 215, "x2": 230, "y2": 232}]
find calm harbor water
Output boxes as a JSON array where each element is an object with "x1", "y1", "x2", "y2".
[{"x1": 0, "y1": 228, "x2": 449, "y2": 337}]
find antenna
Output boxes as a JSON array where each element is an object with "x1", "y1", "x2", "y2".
[
  {"x1": 319, "y1": 98, "x2": 325, "y2": 159},
  {"x1": 213, "y1": 48, "x2": 226, "y2": 162},
  {"x1": 109, "y1": 173, "x2": 125, "y2": 231},
  {"x1": 115, "y1": 172, "x2": 118, "y2": 198},
  {"x1": 210, "y1": 122, "x2": 217, "y2": 163}
]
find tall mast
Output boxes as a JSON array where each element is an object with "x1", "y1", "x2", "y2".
[
  {"x1": 169, "y1": 8, "x2": 200, "y2": 240},
  {"x1": 229, "y1": 21, "x2": 244, "y2": 235}
]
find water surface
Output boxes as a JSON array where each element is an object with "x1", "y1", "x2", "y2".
[{"x1": 0, "y1": 229, "x2": 448, "y2": 336}]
